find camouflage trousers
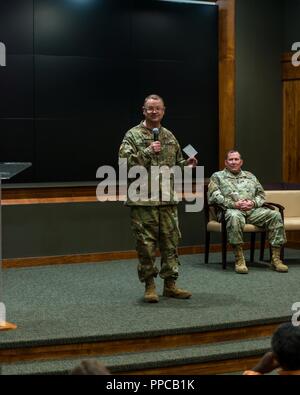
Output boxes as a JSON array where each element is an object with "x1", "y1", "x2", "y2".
[
  {"x1": 224, "y1": 207, "x2": 287, "y2": 246},
  {"x1": 130, "y1": 205, "x2": 181, "y2": 282}
]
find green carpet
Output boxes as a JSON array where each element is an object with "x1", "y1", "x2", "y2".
[{"x1": 1, "y1": 249, "x2": 299, "y2": 348}]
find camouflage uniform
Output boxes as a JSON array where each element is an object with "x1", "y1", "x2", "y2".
[
  {"x1": 119, "y1": 122, "x2": 187, "y2": 282},
  {"x1": 208, "y1": 168, "x2": 286, "y2": 247}
]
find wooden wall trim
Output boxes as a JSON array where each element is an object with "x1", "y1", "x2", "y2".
[
  {"x1": 286, "y1": 230, "x2": 300, "y2": 250},
  {"x1": 286, "y1": 241, "x2": 300, "y2": 249},
  {"x1": 282, "y1": 52, "x2": 300, "y2": 184},
  {"x1": 2, "y1": 241, "x2": 265, "y2": 269},
  {"x1": 1, "y1": 181, "x2": 297, "y2": 206},
  {"x1": 282, "y1": 52, "x2": 293, "y2": 62},
  {"x1": 217, "y1": 0, "x2": 236, "y2": 168},
  {"x1": 282, "y1": 51, "x2": 300, "y2": 81},
  {"x1": 1, "y1": 186, "x2": 98, "y2": 205},
  {"x1": 1, "y1": 184, "x2": 206, "y2": 205}
]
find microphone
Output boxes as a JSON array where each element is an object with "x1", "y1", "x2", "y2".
[
  {"x1": 152, "y1": 128, "x2": 160, "y2": 157},
  {"x1": 152, "y1": 128, "x2": 159, "y2": 141}
]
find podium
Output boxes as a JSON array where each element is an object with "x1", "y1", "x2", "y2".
[{"x1": 0, "y1": 162, "x2": 31, "y2": 330}]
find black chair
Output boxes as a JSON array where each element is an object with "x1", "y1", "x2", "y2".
[
  {"x1": 205, "y1": 205, "x2": 266, "y2": 270},
  {"x1": 203, "y1": 187, "x2": 282, "y2": 269}
]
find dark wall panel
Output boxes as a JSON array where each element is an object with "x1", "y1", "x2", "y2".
[
  {"x1": 130, "y1": 0, "x2": 218, "y2": 177},
  {"x1": 0, "y1": 0, "x2": 218, "y2": 183},
  {"x1": 132, "y1": 0, "x2": 217, "y2": 62},
  {"x1": 0, "y1": 1, "x2": 33, "y2": 54},
  {"x1": 35, "y1": 117, "x2": 131, "y2": 182},
  {"x1": 0, "y1": 119, "x2": 35, "y2": 182},
  {"x1": 236, "y1": 0, "x2": 283, "y2": 183},
  {"x1": 35, "y1": 56, "x2": 133, "y2": 118},
  {"x1": 284, "y1": 0, "x2": 300, "y2": 52},
  {"x1": 35, "y1": 0, "x2": 131, "y2": 57},
  {"x1": 0, "y1": 55, "x2": 34, "y2": 118}
]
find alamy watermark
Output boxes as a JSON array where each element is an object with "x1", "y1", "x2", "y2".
[
  {"x1": 96, "y1": 159, "x2": 204, "y2": 213},
  {"x1": 291, "y1": 42, "x2": 300, "y2": 67},
  {"x1": 292, "y1": 302, "x2": 300, "y2": 327},
  {"x1": 0, "y1": 42, "x2": 6, "y2": 67},
  {"x1": 0, "y1": 302, "x2": 6, "y2": 325}
]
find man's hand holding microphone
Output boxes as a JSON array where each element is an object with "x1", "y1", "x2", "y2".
[{"x1": 150, "y1": 128, "x2": 161, "y2": 154}]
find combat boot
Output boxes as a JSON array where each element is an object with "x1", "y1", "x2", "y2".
[
  {"x1": 271, "y1": 247, "x2": 288, "y2": 273},
  {"x1": 144, "y1": 277, "x2": 159, "y2": 303},
  {"x1": 163, "y1": 278, "x2": 192, "y2": 299},
  {"x1": 233, "y1": 245, "x2": 248, "y2": 274}
]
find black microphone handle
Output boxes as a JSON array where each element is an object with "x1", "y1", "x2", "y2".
[{"x1": 152, "y1": 128, "x2": 160, "y2": 141}]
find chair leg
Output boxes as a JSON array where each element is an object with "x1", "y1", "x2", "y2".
[
  {"x1": 260, "y1": 232, "x2": 266, "y2": 261},
  {"x1": 222, "y1": 227, "x2": 227, "y2": 270},
  {"x1": 205, "y1": 231, "x2": 210, "y2": 264},
  {"x1": 280, "y1": 246, "x2": 284, "y2": 261},
  {"x1": 250, "y1": 233, "x2": 256, "y2": 263}
]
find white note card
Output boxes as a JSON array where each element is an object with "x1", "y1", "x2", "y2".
[{"x1": 183, "y1": 144, "x2": 198, "y2": 158}]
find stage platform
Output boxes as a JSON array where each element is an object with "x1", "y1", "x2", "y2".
[{"x1": 0, "y1": 249, "x2": 299, "y2": 375}]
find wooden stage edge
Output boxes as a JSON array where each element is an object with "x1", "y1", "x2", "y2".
[
  {"x1": 0, "y1": 322, "x2": 282, "y2": 368},
  {"x1": 3, "y1": 241, "x2": 285, "y2": 269},
  {"x1": 121, "y1": 355, "x2": 262, "y2": 375}
]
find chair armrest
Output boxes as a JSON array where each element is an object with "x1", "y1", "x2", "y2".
[
  {"x1": 208, "y1": 203, "x2": 226, "y2": 213},
  {"x1": 264, "y1": 202, "x2": 285, "y2": 222},
  {"x1": 265, "y1": 202, "x2": 285, "y2": 211},
  {"x1": 207, "y1": 204, "x2": 226, "y2": 225},
  {"x1": 262, "y1": 203, "x2": 275, "y2": 210}
]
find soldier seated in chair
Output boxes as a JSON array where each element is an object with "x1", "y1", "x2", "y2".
[{"x1": 207, "y1": 150, "x2": 288, "y2": 274}]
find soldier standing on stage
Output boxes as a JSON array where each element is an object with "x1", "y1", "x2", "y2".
[{"x1": 119, "y1": 94, "x2": 197, "y2": 302}]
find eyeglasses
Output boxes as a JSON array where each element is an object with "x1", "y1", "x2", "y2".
[{"x1": 144, "y1": 107, "x2": 165, "y2": 113}]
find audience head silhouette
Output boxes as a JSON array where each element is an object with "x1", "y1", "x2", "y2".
[
  {"x1": 272, "y1": 322, "x2": 300, "y2": 371},
  {"x1": 70, "y1": 359, "x2": 111, "y2": 375}
]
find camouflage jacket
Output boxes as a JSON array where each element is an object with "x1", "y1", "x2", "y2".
[
  {"x1": 208, "y1": 168, "x2": 266, "y2": 210},
  {"x1": 119, "y1": 122, "x2": 187, "y2": 206}
]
